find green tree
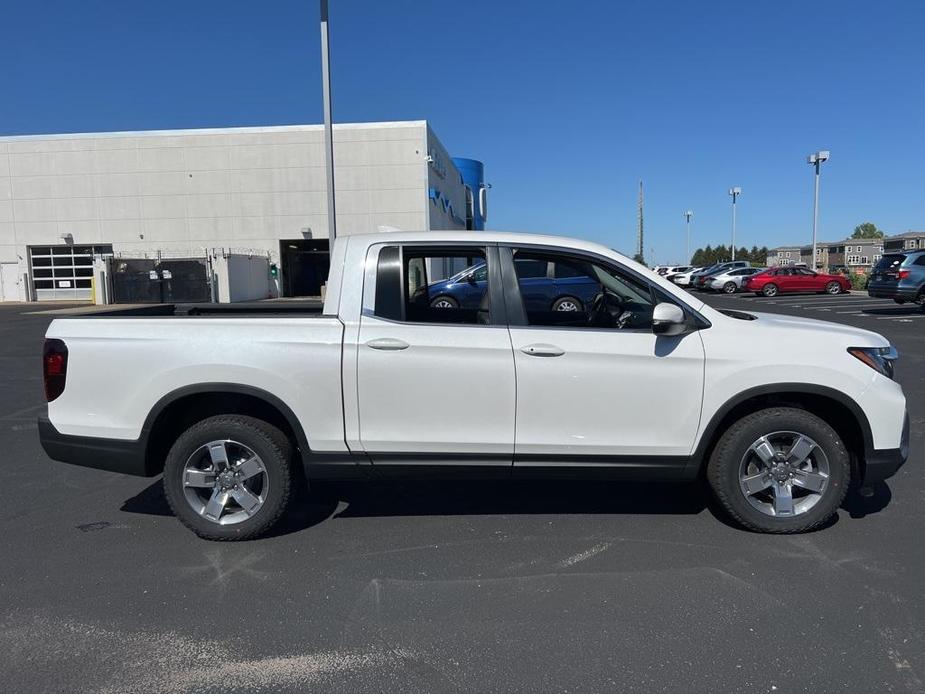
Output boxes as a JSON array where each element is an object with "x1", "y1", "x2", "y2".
[
  {"x1": 632, "y1": 253, "x2": 647, "y2": 267},
  {"x1": 851, "y1": 222, "x2": 884, "y2": 239}
]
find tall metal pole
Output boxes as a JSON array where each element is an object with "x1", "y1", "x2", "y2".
[
  {"x1": 637, "y1": 180, "x2": 644, "y2": 262},
  {"x1": 728, "y1": 187, "x2": 741, "y2": 261},
  {"x1": 807, "y1": 151, "x2": 829, "y2": 270},
  {"x1": 684, "y1": 210, "x2": 693, "y2": 263},
  {"x1": 811, "y1": 159, "x2": 820, "y2": 270},
  {"x1": 731, "y1": 198, "x2": 736, "y2": 261},
  {"x1": 320, "y1": 0, "x2": 336, "y2": 244}
]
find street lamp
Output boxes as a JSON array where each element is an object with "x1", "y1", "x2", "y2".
[
  {"x1": 684, "y1": 210, "x2": 693, "y2": 263},
  {"x1": 807, "y1": 150, "x2": 830, "y2": 270},
  {"x1": 728, "y1": 187, "x2": 741, "y2": 261}
]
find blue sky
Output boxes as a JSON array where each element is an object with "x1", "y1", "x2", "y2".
[{"x1": 2, "y1": 0, "x2": 923, "y2": 262}]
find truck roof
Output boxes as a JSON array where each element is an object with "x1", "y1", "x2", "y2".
[{"x1": 341, "y1": 230, "x2": 627, "y2": 258}]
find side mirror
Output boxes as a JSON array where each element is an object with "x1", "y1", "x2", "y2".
[
  {"x1": 465, "y1": 272, "x2": 477, "y2": 286},
  {"x1": 652, "y1": 302, "x2": 687, "y2": 336}
]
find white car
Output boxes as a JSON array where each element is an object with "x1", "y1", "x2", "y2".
[
  {"x1": 708, "y1": 267, "x2": 765, "y2": 293},
  {"x1": 672, "y1": 267, "x2": 704, "y2": 286},
  {"x1": 40, "y1": 231, "x2": 909, "y2": 539},
  {"x1": 660, "y1": 265, "x2": 693, "y2": 280}
]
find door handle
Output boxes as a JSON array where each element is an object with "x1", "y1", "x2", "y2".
[
  {"x1": 520, "y1": 343, "x2": 565, "y2": 357},
  {"x1": 366, "y1": 337, "x2": 410, "y2": 351}
]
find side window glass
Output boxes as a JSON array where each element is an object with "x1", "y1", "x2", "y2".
[
  {"x1": 512, "y1": 250, "x2": 659, "y2": 330},
  {"x1": 554, "y1": 261, "x2": 591, "y2": 279},
  {"x1": 514, "y1": 259, "x2": 548, "y2": 279},
  {"x1": 915, "y1": 256, "x2": 925, "y2": 267},
  {"x1": 403, "y1": 247, "x2": 489, "y2": 325}
]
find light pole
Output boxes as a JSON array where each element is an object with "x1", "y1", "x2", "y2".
[
  {"x1": 807, "y1": 150, "x2": 830, "y2": 270},
  {"x1": 320, "y1": 0, "x2": 337, "y2": 244},
  {"x1": 728, "y1": 187, "x2": 741, "y2": 261},
  {"x1": 684, "y1": 210, "x2": 693, "y2": 263}
]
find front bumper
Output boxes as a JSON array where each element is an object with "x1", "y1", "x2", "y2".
[
  {"x1": 38, "y1": 415, "x2": 153, "y2": 476},
  {"x1": 863, "y1": 411, "x2": 910, "y2": 484}
]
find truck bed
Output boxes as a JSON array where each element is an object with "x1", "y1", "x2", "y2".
[{"x1": 44, "y1": 311, "x2": 347, "y2": 451}]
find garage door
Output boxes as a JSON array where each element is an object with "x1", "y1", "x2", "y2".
[{"x1": 29, "y1": 245, "x2": 113, "y2": 301}]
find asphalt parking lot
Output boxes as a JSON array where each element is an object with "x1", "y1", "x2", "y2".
[{"x1": 1, "y1": 296, "x2": 923, "y2": 694}]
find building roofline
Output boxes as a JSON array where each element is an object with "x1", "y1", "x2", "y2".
[{"x1": 0, "y1": 120, "x2": 429, "y2": 143}]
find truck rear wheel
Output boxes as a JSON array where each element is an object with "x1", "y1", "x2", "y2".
[
  {"x1": 707, "y1": 407, "x2": 850, "y2": 533},
  {"x1": 163, "y1": 415, "x2": 294, "y2": 541}
]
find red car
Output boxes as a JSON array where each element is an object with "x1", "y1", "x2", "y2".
[{"x1": 744, "y1": 267, "x2": 851, "y2": 297}]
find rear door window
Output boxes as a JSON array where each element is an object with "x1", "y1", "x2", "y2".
[{"x1": 374, "y1": 245, "x2": 491, "y2": 325}]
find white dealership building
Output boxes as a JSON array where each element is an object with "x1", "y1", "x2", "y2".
[{"x1": 0, "y1": 121, "x2": 485, "y2": 302}]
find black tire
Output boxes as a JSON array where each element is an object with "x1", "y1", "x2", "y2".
[
  {"x1": 707, "y1": 407, "x2": 850, "y2": 533},
  {"x1": 825, "y1": 281, "x2": 841, "y2": 295},
  {"x1": 552, "y1": 296, "x2": 583, "y2": 312},
  {"x1": 163, "y1": 415, "x2": 295, "y2": 541},
  {"x1": 723, "y1": 282, "x2": 737, "y2": 294},
  {"x1": 893, "y1": 299, "x2": 907, "y2": 305},
  {"x1": 761, "y1": 283, "x2": 779, "y2": 297},
  {"x1": 429, "y1": 295, "x2": 458, "y2": 309}
]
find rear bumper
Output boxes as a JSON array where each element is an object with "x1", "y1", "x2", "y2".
[
  {"x1": 868, "y1": 284, "x2": 919, "y2": 301},
  {"x1": 863, "y1": 411, "x2": 910, "y2": 484},
  {"x1": 38, "y1": 415, "x2": 153, "y2": 476}
]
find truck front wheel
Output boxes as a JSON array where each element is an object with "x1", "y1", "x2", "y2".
[
  {"x1": 163, "y1": 415, "x2": 294, "y2": 540},
  {"x1": 706, "y1": 407, "x2": 850, "y2": 533}
]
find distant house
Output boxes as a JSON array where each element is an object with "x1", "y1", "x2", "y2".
[
  {"x1": 884, "y1": 231, "x2": 925, "y2": 253},
  {"x1": 767, "y1": 239, "x2": 884, "y2": 273},
  {"x1": 800, "y1": 242, "x2": 837, "y2": 270},
  {"x1": 767, "y1": 246, "x2": 802, "y2": 267},
  {"x1": 826, "y1": 239, "x2": 884, "y2": 272}
]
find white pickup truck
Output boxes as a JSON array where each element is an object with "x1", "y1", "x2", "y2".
[{"x1": 40, "y1": 232, "x2": 909, "y2": 539}]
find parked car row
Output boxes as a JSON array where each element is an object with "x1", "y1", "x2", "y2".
[
  {"x1": 663, "y1": 261, "x2": 761, "y2": 293},
  {"x1": 660, "y1": 261, "x2": 853, "y2": 297}
]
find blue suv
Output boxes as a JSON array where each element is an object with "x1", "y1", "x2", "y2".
[
  {"x1": 868, "y1": 250, "x2": 925, "y2": 308},
  {"x1": 422, "y1": 259, "x2": 600, "y2": 312}
]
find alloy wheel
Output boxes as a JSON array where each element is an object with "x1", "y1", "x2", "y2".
[
  {"x1": 738, "y1": 431, "x2": 830, "y2": 518},
  {"x1": 182, "y1": 440, "x2": 268, "y2": 525}
]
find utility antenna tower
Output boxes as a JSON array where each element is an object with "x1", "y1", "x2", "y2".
[{"x1": 637, "y1": 180, "x2": 644, "y2": 261}]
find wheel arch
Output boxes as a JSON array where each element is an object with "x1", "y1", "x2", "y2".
[
  {"x1": 141, "y1": 383, "x2": 311, "y2": 476},
  {"x1": 692, "y1": 383, "x2": 873, "y2": 482}
]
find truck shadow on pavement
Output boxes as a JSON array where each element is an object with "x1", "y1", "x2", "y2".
[{"x1": 120, "y1": 477, "x2": 892, "y2": 537}]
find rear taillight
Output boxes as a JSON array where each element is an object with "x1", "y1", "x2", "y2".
[
  {"x1": 898, "y1": 270, "x2": 911, "y2": 280},
  {"x1": 43, "y1": 339, "x2": 68, "y2": 402}
]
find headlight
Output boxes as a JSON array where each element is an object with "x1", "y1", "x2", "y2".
[{"x1": 848, "y1": 346, "x2": 898, "y2": 379}]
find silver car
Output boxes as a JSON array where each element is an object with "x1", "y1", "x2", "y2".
[{"x1": 708, "y1": 267, "x2": 765, "y2": 293}]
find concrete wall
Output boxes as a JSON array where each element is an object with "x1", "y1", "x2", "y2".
[{"x1": 0, "y1": 121, "x2": 470, "y2": 300}]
